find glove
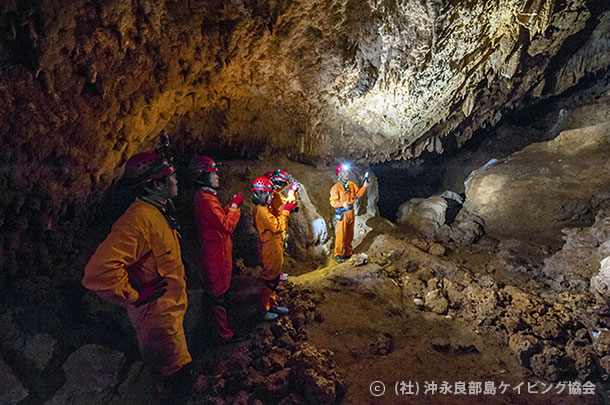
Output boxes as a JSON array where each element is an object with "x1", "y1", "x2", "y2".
[
  {"x1": 283, "y1": 202, "x2": 297, "y2": 213},
  {"x1": 230, "y1": 193, "x2": 244, "y2": 208},
  {"x1": 133, "y1": 277, "x2": 168, "y2": 307},
  {"x1": 289, "y1": 181, "x2": 300, "y2": 192}
]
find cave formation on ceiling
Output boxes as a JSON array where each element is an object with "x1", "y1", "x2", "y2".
[{"x1": 0, "y1": 0, "x2": 609, "y2": 277}]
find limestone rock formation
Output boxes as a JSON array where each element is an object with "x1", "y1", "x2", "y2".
[
  {"x1": 464, "y1": 122, "x2": 610, "y2": 240},
  {"x1": 0, "y1": 1, "x2": 609, "y2": 279},
  {"x1": 542, "y1": 209, "x2": 610, "y2": 293}
]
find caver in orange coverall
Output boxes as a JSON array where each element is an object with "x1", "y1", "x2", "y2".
[
  {"x1": 253, "y1": 204, "x2": 290, "y2": 313},
  {"x1": 194, "y1": 188, "x2": 240, "y2": 340},
  {"x1": 330, "y1": 180, "x2": 367, "y2": 257},
  {"x1": 269, "y1": 189, "x2": 296, "y2": 242},
  {"x1": 82, "y1": 198, "x2": 192, "y2": 379}
]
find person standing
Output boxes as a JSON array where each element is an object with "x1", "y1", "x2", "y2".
[
  {"x1": 83, "y1": 152, "x2": 193, "y2": 404},
  {"x1": 330, "y1": 164, "x2": 370, "y2": 263},
  {"x1": 192, "y1": 155, "x2": 243, "y2": 344},
  {"x1": 265, "y1": 169, "x2": 299, "y2": 284},
  {"x1": 251, "y1": 176, "x2": 296, "y2": 320}
]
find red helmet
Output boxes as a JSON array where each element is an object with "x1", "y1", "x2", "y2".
[
  {"x1": 263, "y1": 171, "x2": 274, "y2": 178},
  {"x1": 252, "y1": 177, "x2": 274, "y2": 192},
  {"x1": 192, "y1": 155, "x2": 218, "y2": 173},
  {"x1": 335, "y1": 164, "x2": 349, "y2": 175},
  {"x1": 124, "y1": 152, "x2": 175, "y2": 184},
  {"x1": 270, "y1": 169, "x2": 289, "y2": 184}
]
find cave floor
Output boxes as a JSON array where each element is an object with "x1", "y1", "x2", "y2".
[
  {"x1": 303, "y1": 289, "x2": 594, "y2": 405},
  {"x1": 288, "y1": 235, "x2": 603, "y2": 404},
  {"x1": 180, "y1": 225, "x2": 607, "y2": 404}
]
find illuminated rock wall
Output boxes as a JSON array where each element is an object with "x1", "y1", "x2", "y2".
[{"x1": 0, "y1": 0, "x2": 608, "y2": 277}]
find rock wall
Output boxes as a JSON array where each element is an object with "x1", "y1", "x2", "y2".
[
  {"x1": 464, "y1": 121, "x2": 610, "y2": 240},
  {"x1": 0, "y1": 0, "x2": 609, "y2": 279}
]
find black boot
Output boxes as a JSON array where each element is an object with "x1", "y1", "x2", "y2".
[{"x1": 162, "y1": 362, "x2": 194, "y2": 405}]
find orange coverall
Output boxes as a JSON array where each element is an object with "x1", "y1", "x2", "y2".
[
  {"x1": 252, "y1": 204, "x2": 290, "y2": 313},
  {"x1": 82, "y1": 198, "x2": 192, "y2": 378},
  {"x1": 269, "y1": 190, "x2": 288, "y2": 217},
  {"x1": 269, "y1": 188, "x2": 297, "y2": 241},
  {"x1": 194, "y1": 189, "x2": 240, "y2": 339},
  {"x1": 330, "y1": 181, "x2": 367, "y2": 257}
]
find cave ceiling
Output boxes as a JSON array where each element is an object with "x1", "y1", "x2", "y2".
[
  {"x1": 0, "y1": 0, "x2": 608, "y2": 292},
  {"x1": 0, "y1": 0, "x2": 609, "y2": 195}
]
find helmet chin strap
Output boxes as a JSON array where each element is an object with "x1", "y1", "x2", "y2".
[{"x1": 143, "y1": 178, "x2": 172, "y2": 202}]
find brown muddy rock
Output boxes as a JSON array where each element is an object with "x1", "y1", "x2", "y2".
[
  {"x1": 464, "y1": 122, "x2": 610, "y2": 240},
  {"x1": 530, "y1": 346, "x2": 563, "y2": 381},
  {"x1": 554, "y1": 292, "x2": 601, "y2": 329},
  {"x1": 424, "y1": 289, "x2": 449, "y2": 315},
  {"x1": 593, "y1": 330, "x2": 610, "y2": 357},
  {"x1": 369, "y1": 333, "x2": 394, "y2": 356},
  {"x1": 401, "y1": 275, "x2": 426, "y2": 297},
  {"x1": 289, "y1": 343, "x2": 346, "y2": 404},
  {"x1": 428, "y1": 243, "x2": 446, "y2": 257},
  {"x1": 254, "y1": 349, "x2": 291, "y2": 375},
  {"x1": 501, "y1": 286, "x2": 540, "y2": 314},
  {"x1": 463, "y1": 283, "x2": 499, "y2": 323},
  {"x1": 294, "y1": 369, "x2": 337, "y2": 404},
  {"x1": 250, "y1": 327, "x2": 277, "y2": 352},
  {"x1": 430, "y1": 336, "x2": 478, "y2": 354},
  {"x1": 444, "y1": 278, "x2": 466, "y2": 308},
  {"x1": 430, "y1": 337, "x2": 451, "y2": 353},
  {"x1": 600, "y1": 356, "x2": 610, "y2": 375},
  {"x1": 500, "y1": 311, "x2": 528, "y2": 334},
  {"x1": 267, "y1": 368, "x2": 291, "y2": 395},
  {"x1": 565, "y1": 339, "x2": 594, "y2": 379},
  {"x1": 531, "y1": 315, "x2": 563, "y2": 340},
  {"x1": 244, "y1": 368, "x2": 266, "y2": 390},
  {"x1": 508, "y1": 333, "x2": 542, "y2": 367},
  {"x1": 277, "y1": 334, "x2": 297, "y2": 350},
  {"x1": 414, "y1": 266, "x2": 435, "y2": 282},
  {"x1": 410, "y1": 238, "x2": 430, "y2": 252}
]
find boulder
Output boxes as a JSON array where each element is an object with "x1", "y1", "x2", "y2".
[
  {"x1": 464, "y1": 122, "x2": 610, "y2": 240},
  {"x1": 508, "y1": 333, "x2": 542, "y2": 367},
  {"x1": 45, "y1": 344, "x2": 125, "y2": 405},
  {"x1": 397, "y1": 195, "x2": 447, "y2": 237}
]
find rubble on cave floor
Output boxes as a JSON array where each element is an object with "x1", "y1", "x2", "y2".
[
  {"x1": 290, "y1": 232, "x2": 610, "y2": 404},
  {"x1": 4, "y1": 215, "x2": 610, "y2": 404}
]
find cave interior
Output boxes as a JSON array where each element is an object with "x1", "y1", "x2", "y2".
[{"x1": 1, "y1": 0, "x2": 610, "y2": 404}]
